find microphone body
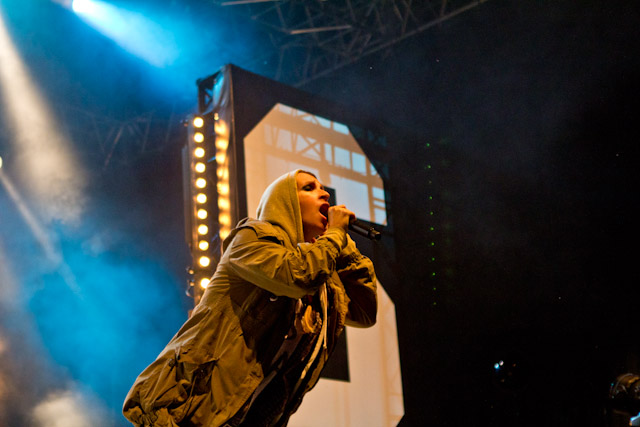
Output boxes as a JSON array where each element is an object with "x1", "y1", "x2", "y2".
[{"x1": 349, "y1": 220, "x2": 381, "y2": 241}]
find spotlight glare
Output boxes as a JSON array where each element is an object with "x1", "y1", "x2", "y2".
[
  {"x1": 72, "y1": 0, "x2": 92, "y2": 14},
  {"x1": 71, "y1": 0, "x2": 179, "y2": 67}
]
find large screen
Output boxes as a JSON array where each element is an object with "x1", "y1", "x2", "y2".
[{"x1": 242, "y1": 103, "x2": 402, "y2": 426}]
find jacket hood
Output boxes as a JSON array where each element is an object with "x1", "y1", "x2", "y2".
[{"x1": 255, "y1": 170, "x2": 305, "y2": 247}]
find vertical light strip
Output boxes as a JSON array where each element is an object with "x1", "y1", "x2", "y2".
[
  {"x1": 214, "y1": 115, "x2": 231, "y2": 240},
  {"x1": 188, "y1": 116, "x2": 213, "y2": 291}
]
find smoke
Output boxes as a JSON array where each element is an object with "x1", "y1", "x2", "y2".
[
  {"x1": 32, "y1": 388, "x2": 109, "y2": 427},
  {"x1": 1, "y1": 175, "x2": 189, "y2": 425},
  {"x1": 0, "y1": 3, "x2": 87, "y2": 225}
]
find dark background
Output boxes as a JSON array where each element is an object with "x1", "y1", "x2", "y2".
[
  {"x1": 0, "y1": 0, "x2": 638, "y2": 425},
  {"x1": 305, "y1": 1, "x2": 640, "y2": 424}
]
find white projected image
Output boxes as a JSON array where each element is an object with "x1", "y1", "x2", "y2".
[
  {"x1": 243, "y1": 104, "x2": 403, "y2": 426},
  {"x1": 244, "y1": 103, "x2": 387, "y2": 225}
]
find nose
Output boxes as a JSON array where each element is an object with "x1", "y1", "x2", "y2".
[{"x1": 320, "y1": 189, "x2": 330, "y2": 201}]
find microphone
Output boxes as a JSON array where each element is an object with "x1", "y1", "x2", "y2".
[{"x1": 349, "y1": 219, "x2": 382, "y2": 241}]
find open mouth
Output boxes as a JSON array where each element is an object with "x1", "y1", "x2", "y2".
[{"x1": 319, "y1": 203, "x2": 329, "y2": 221}]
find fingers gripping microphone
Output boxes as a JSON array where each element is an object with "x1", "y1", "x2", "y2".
[
  {"x1": 325, "y1": 187, "x2": 381, "y2": 241},
  {"x1": 349, "y1": 220, "x2": 382, "y2": 241}
]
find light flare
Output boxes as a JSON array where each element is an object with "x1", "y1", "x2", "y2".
[
  {"x1": 0, "y1": 7, "x2": 86, "y2": 224},
  {"x1": 0, "y1": 171, "x2": 80, "y2": 293},
  {"x1": 32, "y1": 389, "x2": 108, "y2": 427},
  {"x1": 71, "y1": 0, "x2": 179, "y2": 68}
]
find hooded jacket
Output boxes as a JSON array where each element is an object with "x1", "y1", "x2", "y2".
[{"x1": 123, "y1": 170, "x2": 377, "y2": 427}]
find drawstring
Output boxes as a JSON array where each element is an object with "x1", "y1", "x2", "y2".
[
  {"x1": 293, "y1": 283, "x2": 327, "y2": 393},
  {"x1": 321, "y1": 284, "x2": 328, "y2": 352}
]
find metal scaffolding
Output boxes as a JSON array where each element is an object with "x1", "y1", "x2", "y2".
[
  {"x1": 213, "y1": 0, "x2": 490, "y2": 85},
  {"x1": 56, "y1": 103, "x2": 181, "y2": 169}
]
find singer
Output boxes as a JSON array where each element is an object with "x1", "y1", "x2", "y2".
[{"x1": 123, "y1": 170, "x2": 378, "y2": 426}]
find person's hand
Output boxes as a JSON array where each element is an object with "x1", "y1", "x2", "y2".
[{"x1": 328, "y1": 205, "x2": 355, "y2": 232}]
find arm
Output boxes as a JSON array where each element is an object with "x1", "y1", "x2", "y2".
[
  {"x1": 337, "y1": 234, "x2": 378, "y2": 328},
  {"x1": 225, "y1": 224, "x2": 349, "y2": 299}
]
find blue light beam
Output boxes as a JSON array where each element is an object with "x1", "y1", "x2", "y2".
[{"x1": 71, "y1": 0, "x2": 179, "y2": 68}]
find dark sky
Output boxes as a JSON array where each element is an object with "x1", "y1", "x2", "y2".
[{"x1": 302, "y1": 1, "x2": 640, "y2": 425}]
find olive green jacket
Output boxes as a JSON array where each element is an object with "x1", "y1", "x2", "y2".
[{"x1": 122, "y1": 171, "x2": 377, "y2": 426}]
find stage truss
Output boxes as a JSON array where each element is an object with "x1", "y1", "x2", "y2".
[{"x1": 213, "y1": 0, "x2": 490, "y2": 85}]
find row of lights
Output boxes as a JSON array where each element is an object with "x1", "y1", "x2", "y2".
[
  {"x1": 213, "y1": 113, "x2": 232, "y2": 242},
  {"x1": 424, "y1": 142, "x2": 438, "y2": 306},
  {"x1": 190, "y1": 115, "x2": 212, "y2": 291},
  {"x1": 187, "y1": 113, "x2": 232, "y2": 293}
]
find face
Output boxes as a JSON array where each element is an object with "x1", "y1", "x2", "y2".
[{"x1": 296, "y1": 172, "x2": 330, "y2": 242}]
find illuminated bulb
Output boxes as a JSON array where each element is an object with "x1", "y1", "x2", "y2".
[
  {"x1": 200, "y1": 278, "x2": 210, "y2": 289},
  {"x1": 219, "y1": 213, "x2": 231, "y2": 226},
  {"x1": 199, "y1": 256, "x2": 211, "y2": 267},
  {"x1": 195, "y1": 162, "x2": 206, "y2": 173},
  {"x1": 215, "y1": 138, "x2": 229, "y2": 150},
  {"x1": 193, "y1": 116, "x2": 204, "y2": 128},
  {"x1": 197, "y1": 224, "x2": 209, "y2": 235},
  {"x1": 217, "y1": 183, "x2": 229, "y2": 195},
  {"x1": 198, "y1": 240, "x2": 209, "y2": 251},
  {"x1": 194, "y1": 147, "x2": 205, "y2": 158},
  {"x1": 217, "y1": 167, "x2": 229, "y2": 179},
  {"x1": 195, "y1": 178, "x2": 207, "y2": 188},
  {"x1": 218, "y1": 197, "x2": 229, "y2": 210},
  {"x1": 215, "y1": 152, "x2": 226, "y2": 165},
  {"x1": 194, "y1": 132, "x2": 204, "y2": 143},
  {"x1": 197, "y1": 209, "x2": 208, "y2": 219},
  {"x1": 214, "y1": 113, "x2": 219, "y2": 121},
  {"x1": 214, "y1": 121, "x2": 226, "y2": 135},
  {"x1": 196, "y1": 193, "x2": 207, "y2": 204},
  {"x1": 220, "y1": 229, "x2": 230, "y2": 240}
]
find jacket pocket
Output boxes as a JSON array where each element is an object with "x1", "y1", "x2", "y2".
[{"x1": 175, "y1": 352, "x2": 218, "y2": 397}]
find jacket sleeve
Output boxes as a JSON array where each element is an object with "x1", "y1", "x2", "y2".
[
  {"x1": 225, "y1": 224, "x2": 348, "y2": 299},
  {"x1": 336, "y1": 234, "x2": 378, "y2": 328}
]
